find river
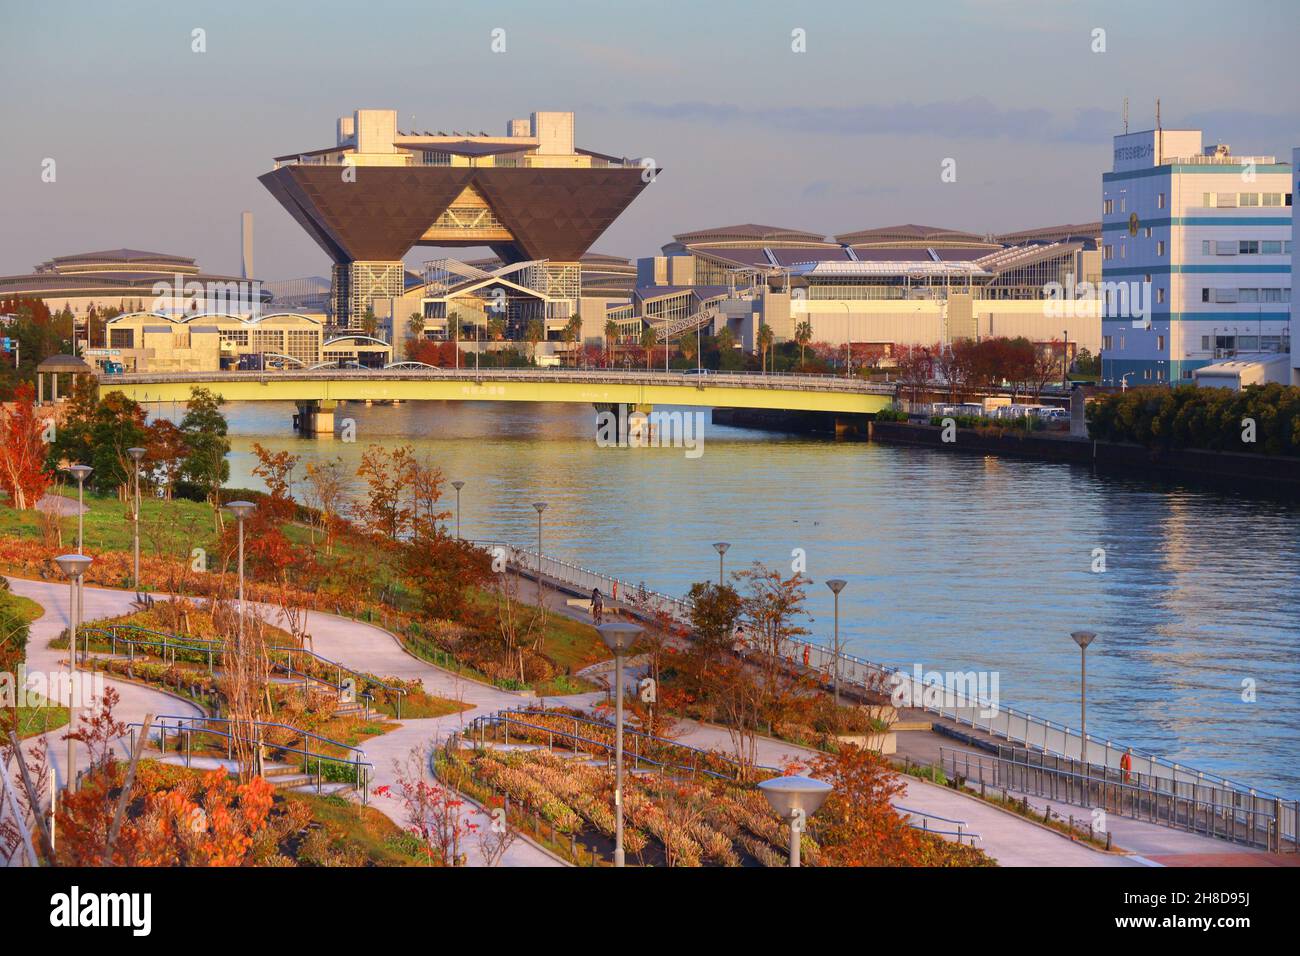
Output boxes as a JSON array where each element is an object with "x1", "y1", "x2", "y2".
[{"x1": 201, "y1": 398, "x2": 1300, "y2": 797}]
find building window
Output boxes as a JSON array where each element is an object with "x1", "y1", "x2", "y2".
[
  {"x1": 1216, "y1": 193, "x2": 1238, "y2": 208},
  {"x1": 1157, "y1": 192, "x2": 1166, "y2": 209},
  {"x1": 1239, "y1": 240, "x2": 1259, "y2": 254},
  {"x1": 1156, "y1": 335, "x2": 1165, "y2": 351},
  {"x1": 1103, "y1": 335, "x2": 1113, "y2": 351},
  {"x1": 109, "y1": 328, "x2": 133, "y2": 349},
  {"x1": 1239, "y1": 192, "x2": 1259, "y2": 207},
  {"x1": 1202, "y1": 240, "x2": 1212, "y2": 255},
  {"x1": 1262, "y1": 240, "x2": 1282, "y2": 254},
  {"x1": 1262, "y1": 192, "x2": 1282, "y2": 206},
  {"x1": 1103, "y1": 244, "x2": 1113, "y2": 261},
  {"x1": 1202, "y1": 288, "x2": 1211, "y2": 303},
  {"x1": 1156, "y1": 288, "x2": 1165, "y2": 304},
  {"x1": 1104, "y1": 199, "x2": 1114, "y2": 215},
  {"x1": 1144, "y1": 227, "x2": 1152, "y2": 239},
  {"x1": 1156, "y1": 240, "x2": 1165, "y2": 256}
]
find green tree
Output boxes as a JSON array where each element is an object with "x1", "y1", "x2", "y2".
[
  {"x1": 604, "y1": 318, "x2": 618, "y2": 365},
  {"x1": 794, "y1": 320, "x2": 813, "y2": 367},
  {"x1": 640, "y1": 325, "x2": 657, "y2": 370},
  {"x1": 524, "y1": 319, "x2": 545, "y2": 362},
  {"x1": 757, "y1": 324, "x2": 774, "y2": 374},
  {"x1": 180, "y1": 386, "x2": 231, "y2": 529}
]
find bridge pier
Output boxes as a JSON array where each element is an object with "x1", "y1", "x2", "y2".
[
  {"x1": 593, "y1": 402, "x2": 655, "y2": 446},
  {"x1": 293, "y1": 400, "x2": 336, "y2": 436}
]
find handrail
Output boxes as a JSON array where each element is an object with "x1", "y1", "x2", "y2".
[
  {"x1": 463, "y1": 710, "x2": 778, "y2": 781},
  {"x1": 891, "y1": 802, "x2": 981, "y2": 844},
  {"x1": 466, "y1": 542, "x2": 1295, "y2": 817},
  {"x1": 101, "y1": 622, "x2": 407, "y2": 705}
]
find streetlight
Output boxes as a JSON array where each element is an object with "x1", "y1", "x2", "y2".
[
  {"x1": 226, "y1": 501, "x2": 257, "y2": 643},
  {"x1": 532, "y1": 502, "x2": 547, "y2": 592},
  {"x1": 597, "y1": 621, "x2": 642, "y2": 867},
  {"x1": 65, "y1": 463, "x2": 92, "y2": 633},
  {"x1": 712, "y1": 542, "x2": 730, "y2": 586},
  {"x1": 126, "y1": 447, "x2": 146, "y2": 591},
  {"x1": 825, "y1": 579, "x2": 847, "y2": 706},
  {"x1": 451, "y1": 481, "x2": 465, "y2": 539},
  {"x1": 1071, "y1": 630, "x2": 1096, "y2": 768},
  {"x1": 757, "y1": 774, "x2": 832, "y2": 867},
  {"x1": 54, "y1": 553, "x2": 92, "y2": 792}
]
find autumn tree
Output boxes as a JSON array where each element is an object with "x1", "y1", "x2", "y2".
[
  {"x1": 180, "y1": 386, "x2": 230, "y2": 529},
  {"x1": 354, "y1": 444, "x2": 414, "y2": 540},
  {"x1": 302, "y1": 456, "x2": 348, "y2": 553},
  {"x1": 0, "y1": 383, "x2": 53, "y2": 510},
  {"x1": 144, "y1": 418, "x2": 188, "y2": 499}
]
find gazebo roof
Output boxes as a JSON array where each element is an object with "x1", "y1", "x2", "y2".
[{"x1": 37, "y1": 353, "x2": 93, "y2": 373}]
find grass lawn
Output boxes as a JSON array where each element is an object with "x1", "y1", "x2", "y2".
[
  {"x1": 5, "y1": 694, "x2": 71, "y2": 740},
  {"x1": 284, "y1": 792, "x2": 431, "y2": 865},
  {"x1": 4, "y1": 593, "x2": 45, "y2": 624},
  {"x1": 2, "y1": 489, "x2": 222, "y2": 558}
]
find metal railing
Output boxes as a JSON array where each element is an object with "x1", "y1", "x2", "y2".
[
  {"x1": 468, "y1": 541, "x2": 1297, "y2": 846},
  {"x1": 939, "y1": 747, "x2": 1293, "y2": 852},
  {"x1": 89, "y1": 623, "x2": 406, "y2": 716},
  {"x1": 891, "y1": 803, "x2": 981, "y2": 845},
  {"x1": 459, "y1": 708, "x2": 777, "y2": 782},
  {"x1": 98, "y1": 366, "x2": 897, "y2": 396},
  {"x1": 126, "y1": 714, "x2": 374, "y2": 803}
]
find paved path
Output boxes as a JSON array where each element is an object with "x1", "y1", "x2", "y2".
[{"x1": 12, "y1": 576, "x2": 1271, "y2": 868}]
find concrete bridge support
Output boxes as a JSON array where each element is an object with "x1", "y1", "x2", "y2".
[
  {"x1": 293, "y1": 400, "x2": 337, "y2": 436},
  {"x1": 593, "y1": 402, "x2": 655, "y2": 446}
]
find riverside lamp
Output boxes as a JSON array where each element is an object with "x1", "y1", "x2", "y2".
[
  {"x1": 532, "y1": 502, "x2": 547, "y2": 592},
  {"x1": 127, "y1": 447, "x2": 147, "y2": 591},
  {"x1": 712, "y1": 542, "x2": 730, "y2": 586},
  {"x1": 226, "y1": 501, "x2": 257, "y2": 643},
  {"x1": 54, "y1": 553, "x2": 93, "y2": 792},
  {"x1": 597, "y1": 621, "x2": 642, "y2": 868},
  {"x1": 825, "y1": 579, "x2": 847, "y2": 706},
  {"x1": 451, "y1": 481, "x2": 465, "y2": 539},
  {"x1": 758, "y1": 774, "x2": 833, "y2": 867},
  {"x1": 66, "y1": 463, "x2": 93, "y2": 630},
  {"x1": 1071, "y1": 630, "x2": 1097, "y2": 768}
]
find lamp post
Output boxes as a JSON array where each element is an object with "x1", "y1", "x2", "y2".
[
  {"x1": 127, "y1": 447, "x2": 146, "y2": 591},
  {"x1": 54, "y1": 553, "x2": 92, "y2": 792},
  {"x1": 712, "y1": 542, "x2": 730, "y2": 586},
  {"x1": 825, "y1": 579, "x2": 847, "y2": 706},
  {"x1": 597, "y1": 621, "x2": 642, "y2": 867},
  {"x1": 451, "y1": 481, "x2": 465, "y2": 539},
  {"x1": 758, "y1": 774, "x2": 833, "y2": 867},
  {"x1": 532, "y1": 501, "x2": 547, "y2": 594},
  {"x1": 66, "y1": 464, "x2": 92, "y2": 632},
  {"x1": 226, "y1": 501, "x2": 257, "y2": 643},
  {"x1": 1071, "y1": 630, "x2": 1096, "y2": 768}
]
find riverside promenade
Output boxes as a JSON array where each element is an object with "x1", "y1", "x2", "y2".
[{"x1": 8, "y1": 574, "x2": 1287, "y2": 867}]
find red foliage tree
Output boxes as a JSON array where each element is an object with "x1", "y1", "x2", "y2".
[{"x1": 0, "y1": 383, "x2": 53, "y2": 510}]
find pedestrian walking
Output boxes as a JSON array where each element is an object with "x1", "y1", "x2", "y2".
[{"x1": 591, "y1": 587, "x2": 604, "y2": 624}]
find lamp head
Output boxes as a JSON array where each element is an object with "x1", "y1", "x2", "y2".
[
  {"x1": 757, "y1": 775, "x2": 833, "y2": 821},
  {"x1": 825, "y1": 578, "x2": 847, "y2": 595},
  {"x1": 66, "y1": 464, "x2": 93, "y2": 483},
  {"x1": 53, "y1": 553, "x2": 93, "y2": 579},
  {"x1": 452, "y1": 480, "x2": 465, "y2": 491},
  {"x1": 532, "y1": 501, "x2": 548, "y2": 515},
  {"x1": 127, "y1": 446, "x2": 147, "y2": 462},
  {"x1": 713, "y1": 542, "x2": 731, "y2": 556},
  {"x1": 597, "y1": 622, "x2": 642, "y2": 655},
  {"x1": 1071, "y1": 630, "x2": 1097, "y2": 649},
  {"x1": 225, "y1": 500, "x2": 257, "y2": 521}
]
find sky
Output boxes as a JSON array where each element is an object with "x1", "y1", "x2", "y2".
[{"x1": 2, "y1": 0, "x2": 1297, "y2": 281}]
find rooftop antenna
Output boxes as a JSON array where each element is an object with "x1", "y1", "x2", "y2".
[
  {"x1": 1155, "y1": 97, "x2": 1161, "y2": 131},
  {"x1": 1122, "y1": 96, "x2": 1129, "y2": 134}
]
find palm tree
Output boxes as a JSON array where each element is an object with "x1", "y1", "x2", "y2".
[
  {"x1": 488, "y1": 317, "x2": 506, "y2": 342},
  {"x1": 640, "y1": 325, "x2": 657, "y2": 370},
  {"x1": 680, "y1": 334, "x2": 698, "y2": 367},
  {"x1": 794, "y1": 320, "x2": 813, "y2": 368},
  {"x1": 563, "y1": 313, "x2": 582, "y2": 367},
  {"x1": 407, "y1": 312, "x2": 425, "y2": 341},
  {"x1": 715, "y1": 326, "x2": 735, "y2": 355},
  {"x1": 604, "y1": 318, "x2": 618, "y2": 366},
  {"x1": 757, "y1": 324, "x2": 774, "y2": 374},
  {"x1": 525, "y1": 319, "x2": 544, "y2": 363}
]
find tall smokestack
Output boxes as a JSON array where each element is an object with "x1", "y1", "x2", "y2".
[{"x1": 241, "y1": 211, "x2": 254, "y2": 279}]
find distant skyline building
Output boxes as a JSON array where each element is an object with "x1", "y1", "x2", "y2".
[
  {"x1": 1100, "y1": 128, "x2": 1293, "y2": 386},
  {"x1": 258, "y1": 108, "x2": 654, "y2": 330}
]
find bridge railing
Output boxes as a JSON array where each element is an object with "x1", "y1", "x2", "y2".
[{"x1": 97, "y1": 367, "x2": 896, "y2": 395}]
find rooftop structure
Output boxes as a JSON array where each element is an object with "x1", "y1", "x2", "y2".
[{"x1": 259, "y1": 108, "x2": 655, "y2": 327}]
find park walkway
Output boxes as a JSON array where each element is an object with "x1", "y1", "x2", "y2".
[{"x1": 10, "y1": 575, "x2": 1277, "y2": 867}]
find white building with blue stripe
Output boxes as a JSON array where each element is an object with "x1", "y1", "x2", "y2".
[{"x1": 1100, "y1": 128, "x2": 1292, "y2": 386}]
